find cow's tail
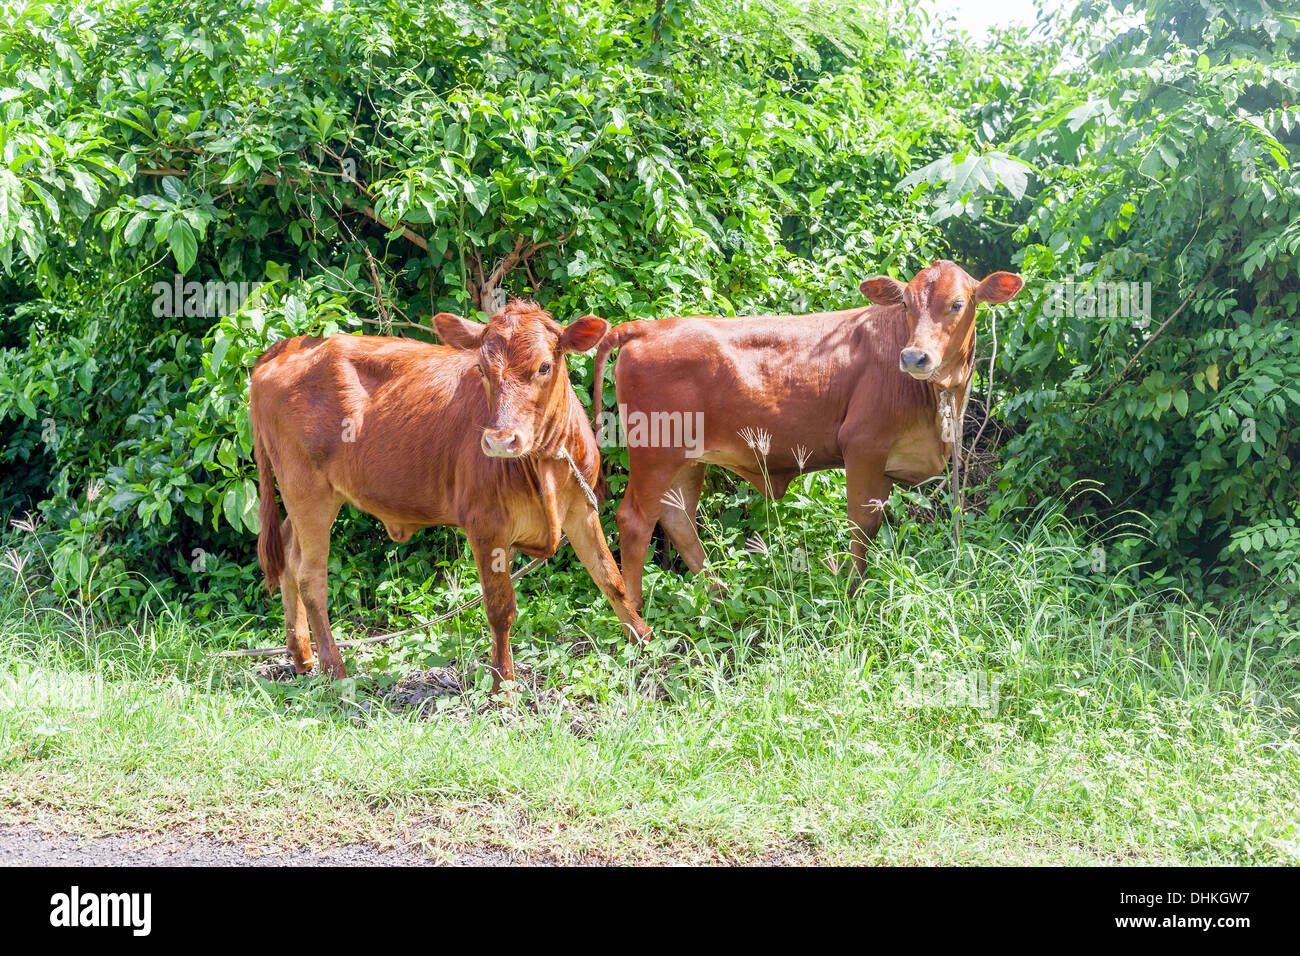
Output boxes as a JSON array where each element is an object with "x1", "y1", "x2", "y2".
[
  {"x1": 591, "y1": 322, "x2": 648, "y2": 423},
  {"x1": 253, "y1": 426, "x2": 286, "y2": 595}
]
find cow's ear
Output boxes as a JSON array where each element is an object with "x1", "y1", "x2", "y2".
[
  {"x1": 860, "y1": 276, "x2": 906, "y2": 305},
  {"x1": 976, "y1": 272, "x2": 1023, "y2": 304},
  {"x1": 434, "y1": 312, "x2": 486, "y2": 350},
  {"x1": 559, "y1": 314, "x2": 609, "y2": 353}
]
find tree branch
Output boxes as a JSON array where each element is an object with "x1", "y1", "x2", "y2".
[
  {"x1": 363, "y1": 246, "x2": 389, "y2": 326},
  {"x1": 477, "y1": 231, "x2": 575, "y2": 312},
  {"x1": 139, "y1": 156, "x2": 574, "y2": 311},
  {"x1": 139, "y1": 159, "x2": 430, "y2": 251},
  {"x1": 1089, "y1": 248, "x2": 1230, "y2": 410}
]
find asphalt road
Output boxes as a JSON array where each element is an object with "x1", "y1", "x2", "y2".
[{"x1": 0, "y1": 823, "x2": 519, "y2": 866}]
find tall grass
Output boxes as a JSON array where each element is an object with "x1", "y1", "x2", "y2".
[{"x1": 0, "y1": 493, "x2": 1297, "y2": 863}]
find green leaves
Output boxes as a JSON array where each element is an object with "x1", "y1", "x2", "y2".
[
  {"x1": 123, "y1": 211, "x2": 150, "y2": 244},
  {"x1": 168, "y1": 220, "x2": 198, "y2": 273},
  {"x1": 4, "y1": 0, "x2": 1292, "y2": 615},
  {"x1": 900, "y1": 150, "x2": 1035, "y2": 221},
  {"x1": 221, "y1": 478, "x2": 259, "y2": 534},
  {"x1": 109, "y1": 175, "x2": 213, "y2": 273},
  {"x1": 462, "y1": 177, "x2": 491, "y2": 217},
  {"x1": 209, "y1": 332, "x2": 231, "y2": 375},
  {"x1": 986, "y1": 0, "x2": 1300, "y2": 589}
]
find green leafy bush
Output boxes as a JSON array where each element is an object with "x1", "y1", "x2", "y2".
[{"x1": 0, "y1": 0, "x2": 1294, "y2": 634}]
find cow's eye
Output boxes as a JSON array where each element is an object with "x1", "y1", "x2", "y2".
[
  {"x1": 538, "y1": 363, "x2": 552, "y2": 376},
  {"x1": 951, "y1": 300, "x2": 964, "y2": 312}
]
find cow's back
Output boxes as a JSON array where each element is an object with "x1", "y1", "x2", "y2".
[
  {"x1": 613, "y1": 307, "x2": 918, "y2": 466},
  {"x1": 250, "y1": 334, "x2": 479, "y2": 529}
]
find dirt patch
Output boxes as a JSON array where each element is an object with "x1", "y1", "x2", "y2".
[
  {"x1": 253, "y1": 656, "x2": 302, "y2": 681},
  {"x1": 383, "y1": 666, "x2": 465, "y2": 712},
  {"x1": 250, "y1": 654, "x2": 619, "y2": 735}
]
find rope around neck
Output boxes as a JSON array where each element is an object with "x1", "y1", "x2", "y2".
[
  {"x1": 555, "y1": 445, "x2": 600, "y2": 512},
  {"x1": 943, "y1": 389, "x2": 963, "y2": 511}
]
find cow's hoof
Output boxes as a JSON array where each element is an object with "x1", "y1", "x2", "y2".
[
  {"x1": 624, "y1": 621, "x2": 654, "y2": 645},
  {"x1": 293, "y1": 659, "x2": 317, "y2": 676}
]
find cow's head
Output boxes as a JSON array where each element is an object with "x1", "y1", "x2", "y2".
[
  {"x1": 860, "y1": 260, "x2": 1022, "y2": 390},
  {"x1": 434, "y1": 299, "x2": 608, "y2": 458}
]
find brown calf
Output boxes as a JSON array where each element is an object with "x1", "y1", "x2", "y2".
[
  {"x1": 592, "y1": 260, "x2": 1023, "y2": 608},
  {"x1": 250, "y1": 299, "x2": 651, "y2": 693}
]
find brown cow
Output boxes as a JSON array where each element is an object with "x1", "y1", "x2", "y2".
[
  {"x1": 591, "y1": 260, "x2": 1023, "y2": 608},
  {"x1": 250, "y1": 299, "x2": 651, "y2": 695}
]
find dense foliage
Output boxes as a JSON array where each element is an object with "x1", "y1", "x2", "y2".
[
  {"x1": 0, "y1": 0, "x2": 1295, "y2": 637},
  {"x1": 936, "y1": 0, "x2": 1300, "y2": 612}
]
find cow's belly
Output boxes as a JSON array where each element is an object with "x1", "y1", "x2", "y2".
[
  {"x1": 884, "y1": 434, "x2": 946, "y2": 485},
  {"x1": 343, "y1": 488, "x2": 558, "y2": 556},
  {"x1": 339, "y1": 489, "x2": 451, "y2": 542}
]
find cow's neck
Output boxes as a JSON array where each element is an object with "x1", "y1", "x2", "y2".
[
  {"x1": 526, "y1": 383, "x2": 602, "y2": 499},
  {"x1": 928, "y1": 310, "x2": 978, "y2": 444},
  {"x1": 532, "y1": 385, "x2": 586, "y2": 459}
]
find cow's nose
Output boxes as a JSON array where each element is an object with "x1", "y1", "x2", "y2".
[
  {"x1": 900, "y1": 348, "x2": 931, "y2": 374},
  {"x1": 482, "y1": 429, "x2": 522, "y2": 457}
]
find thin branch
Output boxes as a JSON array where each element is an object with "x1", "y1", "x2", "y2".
[
  {"x1": 486, "y1": 234, "x2": 530, "y2": 290},
  {"x1": 1089, "y1": 246, "x2": 1232, "y2": 410},
  {"x1": 961, "y1": 308, "x2": 999, "y2": 503},
  {"x1": 363, "y1": 245, "x2": 389, "y2": 327},
  {"x1": 140, "y1": 166, "x2": 278, "y2": 187},
  {"x1": 332, "y1": 192, "x2": 429, "y2": 251},
  {"x1": 467, "y1": 248, "x2": 487, "y2": 312},
  {"x1": 310, "y1": 255, "x2": 427, "y2": 333},
  {"x1": 357, "y1": 316, "x2": 439, "y2": 336},
  {"x1": 478, "y1": 230, "x2": 575, "y2": 312}
]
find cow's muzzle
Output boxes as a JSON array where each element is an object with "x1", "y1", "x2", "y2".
[
  {"x1": 899, "y1": 347, "x2": 934, "y2": 379},
  {"x1": 482, "y1": 428, "x2": 526, "y2": 458}
]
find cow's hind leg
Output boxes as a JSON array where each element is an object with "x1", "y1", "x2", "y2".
[
  {"x1": 656, "y1": 462, "x2": 726, "y2": 599},
  {"x1": 616, "y1": 456, "x2": 683, "y2": 612},
  {"x1": 283, "y1": 493, "x2": 345, "y2": 678},
  {"x1": 278, "y1": 519, "x2": 315, "y2": 673}
]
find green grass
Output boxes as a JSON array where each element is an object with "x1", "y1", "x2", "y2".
[{"x1": 1, "y1": 495, "x2": 1298, "y2": 864}]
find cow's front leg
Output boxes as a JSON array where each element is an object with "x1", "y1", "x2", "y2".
[
  {"x1": 563, "y1": 500, "x2": 653, "y2": 645},
  {"x1": 469, "y1": 537, "x2": 518, "y2": 700},
  {"x1": 844, "y1": 451, "x2": 894, "y2": 598}
]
